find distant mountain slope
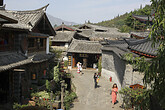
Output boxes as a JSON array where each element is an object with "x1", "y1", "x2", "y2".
[
  {"x1": 95, "y1": 5, "x2": 152, "y2": 32},
  {"x1": 95, "y1": 13, "x2": 128, "y2": 28},
  {"x1": 47, "y1": 14, "x2": 78, "y2": 27}
]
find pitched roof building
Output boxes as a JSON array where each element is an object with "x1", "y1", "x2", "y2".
[
  {"x1": 51, "y1": 31, "x2": 76, "y2": 43},
  {"x1": 0, "y1": 4, "x2": 55, "y2": 106},
  {"x1": 68, "y1": 39, "x2": 102, "y2": 54},
  {"x1": 132, "y1": 14, "x2": 154, "y2": 22},
  {"x1": 101, "y1": 36, "x2": 158, "y2": 91},
  {"x1": 77, "y1": 23, "x2": 130, "y2": 41},
  {"x1": 54, "y1": 24, "x2": 76, "y2": 31},
  {"x1": 1, "y1": 4, "x2": 55, "y2": 35},
  {"x1": 67, "y1": 39, "x2": 102, "y2": 68}
]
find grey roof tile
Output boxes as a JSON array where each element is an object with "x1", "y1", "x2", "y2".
[
  {"x1": 132, "y1": 14, "x2": 154, "y2": 22},
  {"x1": 67, "y1": 39, "x2": 102, "y2": 54},
  {"x1": 1, "y1": 4, "x2": 49, "y2": 30},
  {"x1": 130, "y1": 31, "x2": 150, "y2": 38},
  {"x1": 51, "y1": 32, "x2": 75, "y2": 42}
]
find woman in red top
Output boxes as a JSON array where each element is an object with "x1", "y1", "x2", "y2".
[{"x1": 111, "y1": 83, "x2": 118, "y2": 108}]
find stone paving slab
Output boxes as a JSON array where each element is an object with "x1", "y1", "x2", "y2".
[{"x1": 70, "y1": 69, "x2": 123, "y2": 110}]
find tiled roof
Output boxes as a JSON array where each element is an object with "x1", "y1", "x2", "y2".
[
  {"x1": 54, "y1": 24, "x2": 75, "y2": 31},
  {"x1": 132, "y1": 14, "x2": 154, "y2": 22},
  {"x1": 102, "y1": 36, "x2": 160, "y2": 58},
  {"x1": 130, "y1": 31, "x2": 150, "y2": 39},
  {"x1": 0, "y1": 51, "x2": 55, "y2": 72},
  {"x1": 102, "y1": 40, "x2": 129, "y2": 58},
  {"x1": 125, "y1": 38, "x2": 160, "y2": 56},
  {"x1": 0, "y1": 52, "x2": 27, "y2": 66},
  {"x1": 51, "y1": 32, "x2": 75, "y2": 42},
  {"x1": 2, "y1": 4, "x2": 49, "y2": 30},
  {"x1": 32, "y1": 53, "x2": 55, "y2": 63},
  {"x1": 77, "y1": 26, "x2": 129, "y2": 40},
  {"x1": 93, "y1": 32, "x2": 130, "y2": 39},
  {"x1": 0, "y1": 10, "x2": 18, "y2": 23},
  {"x1": 78, "y1": 23, "x2": 110, "y2": 31},
  {"x1": 67, "y1": 39, "x2": 102, "y2": 54},
  {"x1": 0, "y1": 52, "x2": 31, "y2": 72}
]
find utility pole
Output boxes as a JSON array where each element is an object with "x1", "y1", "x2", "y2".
[{"x1": 50, "y1": 91, "x2": 53, "y2": 110}]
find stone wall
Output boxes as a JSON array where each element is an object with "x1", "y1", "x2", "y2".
[{"x1": 101, "y1": 51, "x2": 144, "y2": 90}]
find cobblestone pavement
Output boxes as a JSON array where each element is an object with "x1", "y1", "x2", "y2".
[{"x1": 71, "y1": 69, "x2": 123, "y2": 110}]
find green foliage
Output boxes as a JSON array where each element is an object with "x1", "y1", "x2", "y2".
[
  {"x1": 46, "y1": 80, "x2": 51, "y2": 92},
  {"x1": 31, "y1": 91, "x2": 50, "y2": 99},
  {"x1": 125, "y1": 5, "x2": 152, "y2": 30},
  {"x1": 64, "y1": 60, "x2": 68, "y2": 67},
  {"x1": 53, "y1": 63, "x2": 61, "y2": 82},
  {"x1": 119, "y1": 25, "x2": 133, "y2": 33},
  {"x1": 50, "y1": 49, "x2": 62, "y2": 60},
  {"x1": 98, "y1": 57, "x2": 102, "y2": 73},
  {"x1": 49, "y1": 63, "x2": 62, "y2": 92},
  {"x1": 124, "y1": 51, "x2": 165, "y2": 109},
  {"x1": 96, "y1": 13, "x2": 128, "y2": 29},
  {"x1": 119, "y1": 87, "x2": 149, "y2": 109},
  {"x1": 64, "y1": 91, "x2": 77, "y2": 110},
  {"x1": 13, "y1": 103, "x2": 30, "y2": 110},
  {"x1": 95, "y1": 5, "x2": 152, "y2": 32},
  {"x1": 123, "y1": 1, "x2": 165, "y2": 109}
]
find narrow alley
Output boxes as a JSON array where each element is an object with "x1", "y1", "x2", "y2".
[{"x1": 71, "y1": 69, "x2": 122, "y2": 110}]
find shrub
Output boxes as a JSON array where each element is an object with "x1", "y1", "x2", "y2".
[
  {"x1": 119, "y1": 87, "x2": 146, "y2": 109},
  {"x1": 64, "y1": 91, "x2": 77, "y2": 110},
  {"x1": 64, "y1": 60, "x2": 68, "y2": 67},
  {"x1": 31, "y1": 91, "x2": 50, "y2": 99},
  {"x1": 46, "y1": 80, "x2": 51, "y2": 92},
  {"x1": 13, "y1": 103, "x2": 29, "y2": 110}
]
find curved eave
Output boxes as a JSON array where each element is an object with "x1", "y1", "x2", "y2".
[{"x1": 130, "y1": 49, "x2": 156, "y2": 58}]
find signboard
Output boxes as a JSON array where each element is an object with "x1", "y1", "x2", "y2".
[{"x1": 79, "y1": 54, "x2": 88, "y2": 57}]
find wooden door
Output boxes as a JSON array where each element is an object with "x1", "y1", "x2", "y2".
[{"x1": 72, "y1": 56, "x2": 76, "y2": 68}]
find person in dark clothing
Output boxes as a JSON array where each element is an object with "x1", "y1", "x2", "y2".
[{"x1": 93, "y1": 73, "x2": 98, "y2": 88}]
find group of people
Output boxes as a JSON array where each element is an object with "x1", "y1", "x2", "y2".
[
  {"x1": 77, "y1": 63, "x2": 118, "y2": 108},
  {"x1": 93, "y1": 73, "x2": 118, "y2": 108},
  {"x1": 77, "y1": 62, "x2": 82, "y2": 74}
]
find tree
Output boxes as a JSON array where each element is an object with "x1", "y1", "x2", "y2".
[{"x1": 124, "y1": 0, "x2": 165, "y2": 109}]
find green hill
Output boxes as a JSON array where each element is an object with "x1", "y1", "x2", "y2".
[{"x1": 95, "y1": 5, "x2": 152, "y2": 32}]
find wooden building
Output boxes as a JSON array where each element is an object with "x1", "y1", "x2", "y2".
[
  {"x1": 0, "y1": 4, "x2": 55, "y2": 107},
  {"x1": 132, "y1": 14, "x2": 154, "y2": 30},
  {"x1": 78, "y1": 23, "x2": 130, "y2": 41},
  {"x1": 67, "y1": 39, "x2": 102, "y2": 69}
]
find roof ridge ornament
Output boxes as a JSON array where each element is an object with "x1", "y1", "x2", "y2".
[{"x1": 35, "y1": 4, "x2": 49, "y2": 12}]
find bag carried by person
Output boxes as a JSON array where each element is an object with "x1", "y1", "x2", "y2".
[{"x1": 97, "y1": 78, "x2": 99, "y2": 83}]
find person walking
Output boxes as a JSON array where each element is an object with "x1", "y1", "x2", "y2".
[
  {"x1": 79, "y1": 63, "x2": 82, "y2": 75},
  {"x1": 111, "y1": 83, "x2": 118, "y2": 108},
  {"x1": 93, "y1": 73, "x2": 98, "y2": 88},
  {"x1": 77, "y1": 62, "x2": 80, "y2": 74}
]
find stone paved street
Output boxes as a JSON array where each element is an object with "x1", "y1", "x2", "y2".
[{"x1": 71, "y1": 69, "x2": 122, "y2": 110}]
